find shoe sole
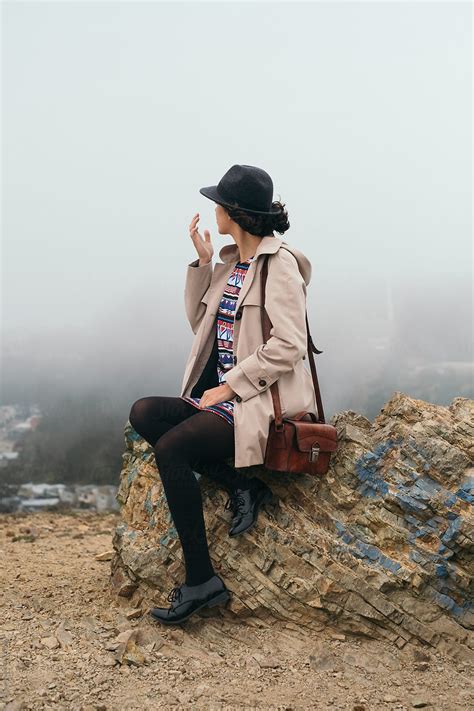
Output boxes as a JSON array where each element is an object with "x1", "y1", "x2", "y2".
[
  {"x1": 149, "y1": 589, "x2": 231, "y2": 625},
  {"x1": 228, "y1": 489, "x2": 274, "y2": 538}
]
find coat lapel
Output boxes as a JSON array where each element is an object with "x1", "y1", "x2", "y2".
[{"x1": 216, "y1": 234, "x2": 283, "y2": 311}]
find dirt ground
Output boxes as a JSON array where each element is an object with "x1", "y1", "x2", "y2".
[{"x1": 0, "y1": 511, "x2": 471, "y2": 711}]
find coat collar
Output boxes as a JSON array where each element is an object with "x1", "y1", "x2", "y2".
[
  {"x1": 217, "y1": 234, "x2": 283, "y2": 264},
  {"x1": 211, "y1": 234, "x2": 283, "y2": 314}
]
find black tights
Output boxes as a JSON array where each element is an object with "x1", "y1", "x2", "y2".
[{"x1": 128, "y1": 396, "x2": 251, "y2": 586}]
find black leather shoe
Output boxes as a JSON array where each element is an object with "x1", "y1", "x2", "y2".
[
  {"x1": 149, "y1": 574, "x2": 230, "y2": 625},
  {"x1": 225, "y1": 477, "x2": 274, "y2": 537}
]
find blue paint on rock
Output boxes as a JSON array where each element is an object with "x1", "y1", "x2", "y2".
[
  {"x1": 441, "y1": 517, "x2": 462, "y2": 544},
  {"x1": 394, "y1": 493, "x2": 428, "y2": 515}
]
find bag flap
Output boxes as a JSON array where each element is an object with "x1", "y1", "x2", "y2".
[{"x1": 286, "y1": 420, "x2": 338, "y2": 453}]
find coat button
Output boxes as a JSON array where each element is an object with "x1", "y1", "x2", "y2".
[
  {"x1": 233, "y1": 355, "x2": 237, "y2": 364},
  {"x1": 235, "y1": 309, "x2": 242, "y2": 320},
  {"x1": 235, "y1": 395, "x2": 242, "y2": 402},
  {"x1": 259, "y1": 379, "x2": 266, "y2": 386}
]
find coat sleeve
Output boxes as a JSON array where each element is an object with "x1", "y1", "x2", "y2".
[
  {"x1": 184, "y1": 258, "x2": 213, "y2": 334},
  {"x1": 225, "y1": 250, "x2": 308, "y2": 401}
]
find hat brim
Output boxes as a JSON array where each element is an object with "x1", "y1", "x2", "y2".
[{"x1": 199, "y1": 185, "x2": 281, "y2": 215}]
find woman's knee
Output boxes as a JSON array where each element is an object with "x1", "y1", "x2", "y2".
[{"x1": 129, "y1": 397, "x2": 150, "y2": 431}]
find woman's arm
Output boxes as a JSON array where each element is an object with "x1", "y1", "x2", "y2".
[
  {"x1": 225, "y1": 250, "x2": 307, "y2": 401},
  {"x1": 184, "y1": 258, "x2": 213, "y2": 334}
]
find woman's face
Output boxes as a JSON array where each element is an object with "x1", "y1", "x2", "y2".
[{"x1": 214, "y1": 203, "x2": 233, "y2": 235}]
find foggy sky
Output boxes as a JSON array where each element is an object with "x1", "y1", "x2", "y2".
[{"x1": 2, "y1": 1, "x2": 472, "y2": 417}]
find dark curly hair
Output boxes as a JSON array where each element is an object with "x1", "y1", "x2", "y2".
[{"x1": 223, "y1": 198, "x2": 290, "y2": 238}]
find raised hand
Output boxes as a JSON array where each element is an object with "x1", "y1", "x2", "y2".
[{"x1": 189, "y1": 213, "x2": 213, "y2": 266}]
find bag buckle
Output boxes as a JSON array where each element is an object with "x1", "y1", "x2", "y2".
[{"x1": 309, "y1": 443, "x2": 320, "y2": 462}]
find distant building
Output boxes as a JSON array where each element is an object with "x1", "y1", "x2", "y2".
[
  {"x1": 77, "y1": 484, "x2": 119, "y2": 512},
  {"x1": 0, "y1": 451, "x2": 19, "y2": 462},
  {"x1": 21, "y1": 497, "x2": 61, "y2": 512},
  {"x1": 18, "y1": 483, "x2": 67, "y2": 499},
  {"x1": 2, "y1": 482, "x2": 120, "y2": 513}
]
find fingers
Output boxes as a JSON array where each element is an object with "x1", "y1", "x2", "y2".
[{"x1": 189, "y1": 213, "x2": 200, "y2": 238}]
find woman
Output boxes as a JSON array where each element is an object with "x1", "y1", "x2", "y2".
[{"x1": 129, "y1": 164, "x2": 317, "y2": 625}]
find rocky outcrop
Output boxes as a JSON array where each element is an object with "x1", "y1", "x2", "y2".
[{"x1": 111, "y1": 392, "x2": 473, "y2": 661}]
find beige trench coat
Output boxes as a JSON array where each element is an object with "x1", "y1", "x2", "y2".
[{"x1": 180, "y1": 234, "x2": 318, "y2": 468}]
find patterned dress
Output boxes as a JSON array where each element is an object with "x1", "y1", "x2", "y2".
[{"x1": 180, "y1": 255, "x2": 255, "y2": 426}]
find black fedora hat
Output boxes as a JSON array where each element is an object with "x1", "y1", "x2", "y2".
[{"x1": 200, "y1": 164, "x2": 281, "y2": 215}]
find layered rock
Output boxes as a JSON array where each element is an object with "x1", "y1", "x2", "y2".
[{"x1": 112, "y1": 392, "x2": 473, "y2": 660}]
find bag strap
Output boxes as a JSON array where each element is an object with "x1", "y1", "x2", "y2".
[{"x1": 260, "y1": 253, "x2": 326, "y2": 426}]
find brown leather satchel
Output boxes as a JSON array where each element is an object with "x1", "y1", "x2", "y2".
[{"x1": 260, "y1": 254, "x2": 338, "y2": 476}]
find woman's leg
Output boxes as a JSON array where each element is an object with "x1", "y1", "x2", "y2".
[
  {"x1": 129, "y1": 396, "x2": 198, "y2": 448},
  {"x1": 128, "y1": 395, "x2": 250, "y2": 492},
  {"x1": 152, "y1": 409, "x2": 239, "y2": 586},
  {"x1": 128, "y1": 395, "x2": 253, "y2": 586}
]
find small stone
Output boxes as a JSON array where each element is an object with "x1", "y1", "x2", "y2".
[
  {"x1": 414, "y1": 662, "x2": 430, "y2": 672},
  {"x1": 113, "y1": 629, "x2": 147, "y2": 666},
  {"x1": 134, "y1": 627, "x2": 164, "y2": 650},
  {"x1": 56, "y1": 626, "x2": 73, "y2": 650},
  {"x1": 99, "y1": 654, "x2": 117, "y2": 667},
  {"x1": 252, "y1": 652, "x2": 280, "y2": 668},
  {"x1": 41, "y1": 636, "x2": 59, "y2": 650},
  {"x1": 411, "y1": 699, "x2": 431, "y2": 708},
  {"x1": 193, "y1": 683, "x2": 210, "y2": 700},
  {"x1": 125, "y1": 608, "x2": 142, "y2": 620}
]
